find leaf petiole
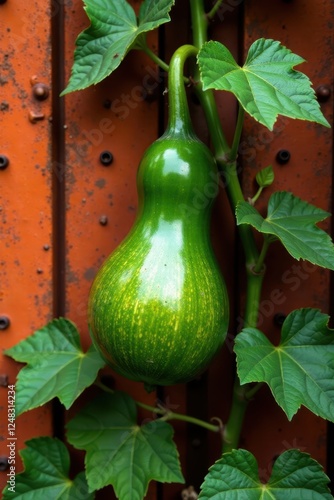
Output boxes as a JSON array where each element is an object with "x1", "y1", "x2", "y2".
[
  {"x1": 140, "y1": 42, "x2": 170, "y2": 75},
  {"x1": 230, "y1": 106, "x2": 245, "y2": 163},
  {"x1": 96, "y1": 380, "x2": 221, "y2": 433},
  {"x1": 253, "y1": 235, "x2": 272, "y2": 274},
  {"x1": 206, "y1": 0, "x2": 224, "y2": 21},
  {"x1": 251, "y1": 186, "x2": 263, "y2": 205}
]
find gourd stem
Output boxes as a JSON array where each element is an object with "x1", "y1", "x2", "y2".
[{"x1": 167, "y1": 45, "x2": 198, "y2": 136}]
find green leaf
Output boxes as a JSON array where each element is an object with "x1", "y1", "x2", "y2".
[
  {"x1": 235, "y1": 308, "x2": 334, "y2": 421},
  {"x1": 62, "y1": 0, "x2": 175, "y2": 94},
  {"x1": 2, "y1": 437, "x2": 94, "y2": 499},
  {"x1": 66, "y1": 391, "x2": 184, "y2": 497},
  {"x1": 198, "y1": 38, "x2": 330, "y2": 130},
  {"x1": 199, "y1": 448, "x2": 332, "y2": 499},
  {"x1": 236, "y1": 191, "x2": 334, "y2": 270},
  {"x1": 4, "y1": 318, "x2": 105, "y2": 415},
  {"x1": 256, "y1": 165, "x2": 274, "y2": 188}
]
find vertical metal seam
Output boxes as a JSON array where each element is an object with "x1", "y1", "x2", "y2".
[
  {"x1": 51, "y1": 0, "x2": 66, "y2": 440},
  {"x1": 327, "y1": 45, "x2": 334, "y2": 490}
]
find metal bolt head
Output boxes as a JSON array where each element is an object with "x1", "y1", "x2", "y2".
[
  {"x1": 316, "y1": 85, "x2": 331, "y2": 103},
  {"x1": 274, "y1": 312, "x2": 286, "y2": 327},
  {"x1": 0, "y1": 155, "x2": 9, "y2": 170},
  {"x1": 99, "y1": 151, "x2": 113, "y2": 166},
  {"x1": 32, "y1": 83, "x2": 50, "y2": 101},
  {"x1": 0, "y1": 457, "x2": 9, "y2": 471},
  {"x1": 99, "y1": 215, "x2": 108, "y2": 226},
  {"x1": 0, "y1": 374, "x2": 8, "y2": 386},
  {"x1": 0, "y1": 316, "x2": 10, "y2": 330},
  {"x1": 276, "y1": 149, "x2": 291, "y2": 165}
]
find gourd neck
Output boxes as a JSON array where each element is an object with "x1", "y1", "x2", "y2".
[{"x1": 166, "y1": 45, "x2": 198, "y2": 138}]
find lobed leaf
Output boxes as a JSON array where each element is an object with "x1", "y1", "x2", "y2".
[
  {"x1": 66, "y1": 390, "x2": 184, "y2": 498},
  {"x1": 2, "y1": 437, "x2": 93, "y2": 499},
  {"x1": 199, "y1": 448, "x2": 332, "y2": 499},
  {"x1": 4, "y1": 318, "x2": 105, "y2": 415},
  {"x1": 236, "y1": 191, "x2": 334, "y2": 270},
  {"x1": 62, "y1": 0, "x2": 175, "y2": 94},
  {"x1": 235, "y1": 308, "x2": 334, "y2": 421},
  {"x1": 198, "y1": 38, "x2": 330, "y2": 130}
]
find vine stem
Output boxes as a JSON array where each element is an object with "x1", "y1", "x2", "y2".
[
  {"x1": 95, "y1": 380, "x2": 220, "y2": 433},
  {"x1": 189, "y1": 0, "x2": 266, "y2": 453}
]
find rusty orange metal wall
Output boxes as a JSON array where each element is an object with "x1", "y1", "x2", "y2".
[
  {"x1": 0, "y1": 0, "x2": 53, "y2": 484},
  {"x1": 0, "y1": 0, "x2": 333, "y2": 497},
  {"x1": 240, "y1": 0, "x2": 334, "y2": 478}
]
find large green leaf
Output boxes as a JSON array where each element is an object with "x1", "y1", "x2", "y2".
[
  {"x1": 66, "y1": 391, "x2": 184, "y2": 497},
  {"x1": 4, "y1": 318, "x2": 105, "y2": 415},
  {"x1": 2, "y1": 437, "x2": 93, "y2": 499},
  {"x1": 62, "y1": 0, "x2": 175, "y2": 94},
  {"x1": 236, "y1": 191, "x2": 334, "y2": 270},
  {"x1": 198, "y1": 38, "x2": 330, "y2": 130},
  {"x1": 199, "y1": 448, "x2": 332, "y2": 499},
  {"x1": 235, "y1": 308, "x2": 334, "y2": 421}
]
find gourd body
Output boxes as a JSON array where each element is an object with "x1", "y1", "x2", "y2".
[{"x1": 88, "y1": 133, "x2": 229, "y2": 387}]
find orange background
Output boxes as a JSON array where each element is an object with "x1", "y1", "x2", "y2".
[{"x1": 0, "y1": 0, "x2": 333, "y2": 498}]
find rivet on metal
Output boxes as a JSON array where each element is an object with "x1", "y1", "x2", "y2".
[
  {"x1": 99, "y1": 151, "x2": 114, "y2": 166},
  {"x1": 316, "y1": 85, "x2": 331, "y2": 103},
  {"x1": 276, "y1": 149, "x2": 291, "y2": 165},
  {"x1": 103, "y1": 99, "x2": 112, "y2": 109},
  {"x1": 0, "y1": 155, "x2": 9, "y2": 170},
  {"x1": 0, "y1": 316, "x2": 10, "y2": 330},
  {"x1": 0, "y1": 374, "x2": 8, "y2": 387},
  {"x1": 274, "y1": 312, "x2": 286, "y2": 327},
  {"x1": 32, "y1": 83, "x2": 50, "y2": 101},
  {"x1": 30, "y1": 75, "x2": 39, "y2": 86},
  {"x1": 43, "y1": 244, "x2": 50, "y2": 251},
  {"x1": 99, "y1": 215, "x2": 108, "y2": 226},
  {"x1": 0, "y1": 457, "x2": 9, "y2": 472},
  {"x1": 28, "y1": 110, "x2": 45, "y2": 123}
]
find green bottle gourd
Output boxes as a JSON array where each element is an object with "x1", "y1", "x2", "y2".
[{"x1": 88, "y1": 45, "x2": 229, "y2": 388}]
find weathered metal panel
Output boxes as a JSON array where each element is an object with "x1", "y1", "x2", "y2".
[
  {"x1": 0, "y1": 0, "x2": 53, "y2": 491},
  {"x1": 63, "y1": 2, "x2": 162, "y2": 497},
  {"x1": 241, "y1": 0, "x2": 333, "y2": 477},
  {"x1": 0, "y1": 0, "x2": 332, "y2": 496}
]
